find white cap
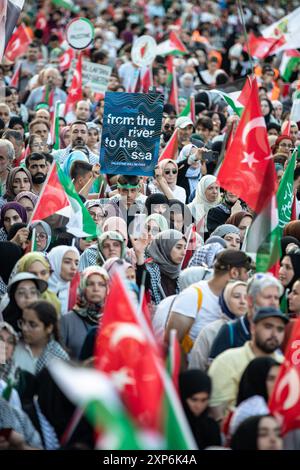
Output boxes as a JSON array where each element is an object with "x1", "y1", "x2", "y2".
[{"x1": 175, "y1": 116, "x2": 194, "y2": 129}]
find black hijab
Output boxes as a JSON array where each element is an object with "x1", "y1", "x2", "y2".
[
  {"x1": 0, "y1": 242, "x2": 23, "y2": 284},
  {"x1": 179, "y1": 369, "x2": 221, "y2": 450},
  {"x1": 145, "y1": 193, "x2": 169, "y2": 216},
  {"x1": 281, "y1": 237, "x2": 300, "y2": 257},
  {"x1": 285, "y1": 251, "x2": 300, "y2": 291},
  {"x1": 236, "y1": 357, "x2": 279, "y2": 406},
  {"x1": 231, "y1": 415, "x2": 270, "y2": 450}
]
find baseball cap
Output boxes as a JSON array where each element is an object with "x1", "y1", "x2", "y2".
[
  {"x1": 175, "y1": 116, "x2": 194, "y2": 129},
  {"x1": 215, "y1": 250, "x2": 254, "y2": 271},
  {"x1": 253, "y1": 306, "x2": 289, "y2": 325},
  {"x1": 7, "y1": 272, "x2": 48, "y2": 296}
]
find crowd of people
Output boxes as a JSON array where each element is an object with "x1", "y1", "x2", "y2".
[{"x1": 0, "y1": 0, "x2": 300, "y2": 451}]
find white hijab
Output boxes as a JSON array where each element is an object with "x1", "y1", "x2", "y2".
[
  {"x1": 48, "y1": 245, "x2": 80, "y2": 314},
  {"x1": 188, "y1": 175, "x2": 221, "y2": 224}
]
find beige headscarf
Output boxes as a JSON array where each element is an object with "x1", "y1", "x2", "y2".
[{"x1": 188, "y1": 175, "x2": 221, "y2": 227}]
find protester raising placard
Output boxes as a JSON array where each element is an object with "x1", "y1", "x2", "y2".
[{"x1": 100, "y1": 92, "x2": 164, "y2": 176}]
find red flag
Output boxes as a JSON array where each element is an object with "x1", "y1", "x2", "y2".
[
  {"x1": 10, "y1": 63, "x2": 21, "y2": 89},
  {"x1": 158, "y1": 128, "x2": 178, "y2": 162},
  {"x1": 217, "y1": 77, "x2": 277, "y2": 213},
  {"x1": 281, "y1": 120, "x2": 291, "y2": 137},
  {"x1": 291, "y1": 195, "x2": 297, "y2": 221},
  {"x1": 68, "y1": 271, "x2": 80, "y2": 311},
  {"x1": 59, "y1": 48, "x2": 75, "y2": 73},
  {"x1": 246, "y1": 33, "x2": 285, "y2": 59},
  {"x1": 190, "y1": 95, "x2": 195, "y2": 123},
  {"x1": 181, "y1": 224, "x2": 197, "y2": 269},
  {"x1": 94, "y1": 273, "x2": 164, "y2": 431},
  {"x1": 35, "y1": 11, "x2": 47, "y2": 30},
  {"x1": 5, "y1": 23, "x2": 31, "y2": 62},
  {"x1": 141, "y1": 67, "x2": 153, "y2": 93},
  {"x1": 64, "y1": 54, "x2": 83, "y2": 116},
  {"x1": 269, "y1": 319, "x2": 300, "y2": 434}
]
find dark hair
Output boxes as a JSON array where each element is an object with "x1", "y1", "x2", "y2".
[
  {"x1": 70, "y1": 160, "x2": 93, "y2": 180},
  {"x1": 70, "y1": 120, "x2": 88, "y2": 130},
  {"x1": 294, "y1": 166, "x2": 300, "y2": 181},
  {"x1": 9, "y1": 117, "x2": 24, "y2": 130},
  {"x1": 45, "y1": 153, "x2": 53, "y2": 165},
  {"x1": 25, "y1": 152, "x2": 46, "y2": 168},
  {"x1": 28, "y1": 40, "x2": 41, "y2": 50},
  {"x1": 117, "y1": 174, "x2": 140, "y2": 186},
  {"x1": 26, "y1": 300, "x2": 60, "y2": 342},
  {"x1": 5, "y1": 87, "x2": 12, "y2": 97},
  {"x1": 267, "y1": 122, "x2": 281, "y2": 133},
  {"x1": 196, "y1": 116, "x2": 213, "y2": 132},
  {"x1": 2, "y1": 129, "x2": 23, "y2": 142}
]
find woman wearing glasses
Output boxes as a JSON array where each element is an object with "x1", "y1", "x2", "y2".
[
  {"x1": 272, "y1": 135, "x2": 294, "y2": 158},
  {"x1": 29, "y1": 220, "x2": 52, "y2": 253},
  {"x1": 147, "y1": 159, "x2": 187, "y2": 204}
]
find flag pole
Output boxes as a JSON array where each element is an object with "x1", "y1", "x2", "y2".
[{"x1": 237, "y1": 0, "x2": 254, "y2": 74}]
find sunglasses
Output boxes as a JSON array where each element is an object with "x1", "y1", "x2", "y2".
[
  {"x1": 164, "y1": 169, "x2": 177, "y2": 175},
  {"x1": 164, "y1": 124, "x2": 175, "y2": 131}
]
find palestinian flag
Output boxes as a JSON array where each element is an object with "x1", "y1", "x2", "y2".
[
  {"x1": 168, "y1": 67, "x2": 179, "y2": 114},
  {"x1": 179, "y1": 96, "x2": 195, "y2": 122},
  {"x1": 211, "y1": 76, "x2": 252, "y2": 117},
  {"x1": 244, "y1": 195, "x2": 281, "y2": 273},
  {"x1": 48, "y1": 360, "x2": 151, "y2": 450},
  {"x1": 51, "y1": 0, "x2": 80, "y2": 12},
  {"x1": 280, "y1": 50, "x2": 300, "y2": 82},
  {"x1": 156, "y1": 31, "x2": 187, "y2": 57},
  {"x1": 29, "y1": 162, "x2": 98, "y2": 238},
  {"x1": 158, "y1": 128, "x2": 178, "y2": 162}
]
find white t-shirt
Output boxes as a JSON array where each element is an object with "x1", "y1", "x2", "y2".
[
  {"x1": 152, "y1": 295, "x2": 176, "y2": 344},
  {"x1": 171, "y1": 280, "x2": 221, "y2": 342}
]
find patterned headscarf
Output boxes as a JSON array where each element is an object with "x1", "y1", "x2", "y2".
[{"x1": 73, "y1": 266, "x2": 109, "y2": 323}]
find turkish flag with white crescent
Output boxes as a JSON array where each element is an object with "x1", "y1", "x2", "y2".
[
  {"x1": 217, "y1": 76, "x2": 277, "y2": 213},
  {"x1": 5, "y1": 22, "x2": 31, "y2": 62},
  {"x1": 64, "y1": 53, "x2": 83, "y2": 116},
  {"x1": 269, "y1": 319, "x2": 300, "y2": 435},
  {"x1": 94, "y1": 273, "x2": 164, "y2": 432}
]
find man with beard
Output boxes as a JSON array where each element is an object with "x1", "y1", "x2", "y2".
[
  {"x1": 208, "y1": 306, "x2": 288, "y2": 421},
  {"x1": 25, "y1": 152, "x2": 48, "y2": 194},
  {"x1": 53, "y1": 121, "x2": 98, "y2": 166}
]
